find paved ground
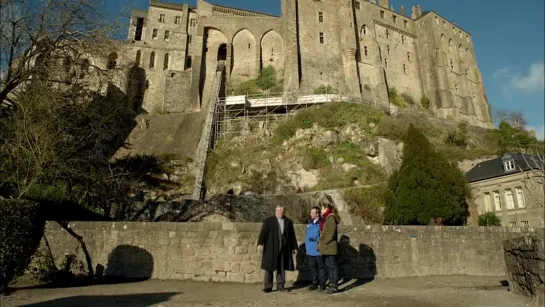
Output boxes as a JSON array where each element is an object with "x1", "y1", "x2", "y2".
[{"x1": 1, "y1": 276, "x2": 532, "y2": 307}]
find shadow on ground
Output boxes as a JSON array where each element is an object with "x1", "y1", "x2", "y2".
[{"x1": 19, "y1": 292, "x2": 179, "y2": 307}]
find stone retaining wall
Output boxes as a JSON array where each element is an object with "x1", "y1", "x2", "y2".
[
  {"x1": 43, "y1": 222, "x2": 540, "y2": 283},
  {"x1": 503, "y1": 231, "x2": 545, "y2": 297}
]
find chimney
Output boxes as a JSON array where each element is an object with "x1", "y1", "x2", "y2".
[{"x1": 401, "y1": 5, "x2": 405, "y2": 16}]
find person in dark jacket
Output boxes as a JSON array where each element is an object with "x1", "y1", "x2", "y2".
[
  {"x1": 257, "y1": 206, "x2": 298, "y2": 293},
  {"x1": 305, "y1": 206, "x2": 326, "y2": 291},
  {"x1": 318, "y1": 203, "x2": 341, "y2": 294}
]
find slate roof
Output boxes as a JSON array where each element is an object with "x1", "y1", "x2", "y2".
[{"x1": 466, "y1": 152, "x2": 542, "y2": 183}]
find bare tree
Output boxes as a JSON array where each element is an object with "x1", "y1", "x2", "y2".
[
  {"x1": 518, "y1": 147, "x2": 545, "y2": 207},
  {"x1": 0, "y1": 0, "x2": 131, "y2": 108},
  {"x1": 495, "y1": 109, "x2": 527, "y2": 129}
]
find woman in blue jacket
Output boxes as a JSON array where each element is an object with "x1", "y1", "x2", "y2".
[{"x1": 305, "y1": 206, "x2": 326, "y2": 291}]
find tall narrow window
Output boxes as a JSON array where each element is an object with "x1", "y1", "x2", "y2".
[
  {"x1": 319, "y1": 32, "x2": 324, "y2": 44},
  {"x1": 401, "y1": 36, "x2": 405, "y2": 44},
  {"x1": 493, "y1": 191, "x2": 501, "y2": 211},
  {"x1": 449, "y1": 39, "x2": 452, "y2": 51},
  {"x1": 450, "y1": 59, "x2": 454, "y2": 70},
  {"x1": 484, "y1": 193, "x2": 493, "y2": 212},
  {"x1": 152, "y1": 29, "x2": 158, "y2": 39},
  {"x1": 515, "y1": 187, "x2": 526, "y2": 208},
  {"x1": 319, "y1": 12, "x2": 323, "y2": 22},
  {"x1": 175, "y1": 16, "x2": 181, "y2": 24},
  {"x1": 380, "y1": 11, "x2": 384, "y2": 18},
  {"x1": 190, "y1": 18, "x2": 196, "y2": 26},
  {"x1": 188, "y1": 35, "x2": 192, "y2": 44},
  {"x1": 404, "y1": 20, "x2": 408, "y2": 28},
  {"x1": 364, "y1": 46, "x2": 368, "y2": 56},
  {"x1": 135, "y1": 50, "x2": 142, "y2": 66},
  {"x1": 387, "y1": 45, "x2": 390, "y2": 55},
  {"x1": 362, "y1": 25, "x2": 367, "y2": 35},
  {"x1": 164, "y1": 30, "x2": 170, "y2": 41},
  {"x1": 505, "y1": 190, "x2": 515, "y2": 209},
  {"x1": 134, "y1": 17, "x2": 144, "y2": 41},
  {"x1": 163, "y1": 53, "x2": 169, "y2": 70},
  {"x1": 505, "y1": 160, "x2": 515, "y2": 171},
  {"x1": 455, "y1": 84, "x2": 458, "y2": 93},
  {"x1": 159, "y1": 14, "x2": 165, "y2": 23},
  {"x1": 386, "y1": 29, "x2": 390, "y2": 39},
  {"x1": 407, "y1": 52, "x2": 411, "y2": 62},
  {"x1": 186, "y1": 56, "x2": 192, "y2": 69},
  {"x1": 393, "y1": 15, "x2": 397, "y2": 23},
  {"x1": 384, "y1": 58, "x2": 388, "y2": 68},
  {"x1": 149, "y1": 52, "x2": 155, "y2": 69},
  {"x1": 403, "y1": 64, "x2": 407, "y2": 74},
  {"x1": 355, "y1": 1, "x2": 360, "y2": 10}
]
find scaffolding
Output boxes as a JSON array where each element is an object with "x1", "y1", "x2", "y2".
[{"x1": 212, "y1": 91, "x2": 375, "y2": 143}]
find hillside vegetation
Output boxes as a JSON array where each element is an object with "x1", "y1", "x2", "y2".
[{"x1": 205, "y1": 102, "x2": 542, "y2": 196}]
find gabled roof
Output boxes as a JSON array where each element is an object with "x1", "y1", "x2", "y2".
[{"x1": 466, "y1": 152, "x2": 542, "y2": 183}]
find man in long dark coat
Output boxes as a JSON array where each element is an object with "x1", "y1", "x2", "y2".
[{"x1": 257, "y1": 205, "x2": 298, "y2": 293}]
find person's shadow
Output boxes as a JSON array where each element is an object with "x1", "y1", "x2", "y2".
[{"x1": 293, "y1": 235, "x2": 376, "y2": 292}]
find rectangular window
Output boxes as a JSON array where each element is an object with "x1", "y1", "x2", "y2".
[
  {"x1": 175, "y1": 16, "x2": 181, "y2": 24},
  {"x1": 134, "y1": 17, "x2": 144, "y2": 41},
  {"x1": 319, "y1": 32, "x2": 324, "y2": 44},
  {"x1": 164, "y1": 30, "x2": 170, "y2": 41},
  {"x1": 393, "y1": 15, "x2": 397, "y2": 23},
  {"x1": 384, "y1": 58, "x2": 388, "y2": 68},
  {"x1": 159, "y1": 14, "x2": 165, "y2": 23},
  {"x1": 515, "y1": 187, "x2": 526, "y2": 208},
  {"x1": 509, "y1": 222, "x2": 517, "y2": 227},
  {"x1": 380, "y1": 11, "x2": 384, "y2": 18},
  {"x1": 407, "y1": 52, "x2": 411, "y2": 62},
  {"x1": 190, "y1": 18, "x2": 196, "y2": 27},
  {"x1": 188, "y1": 35, "x2": 192, "y2": 44},
  {"x1": 387, "y1": 45, "x2": 390, "y2": 55},
  {"x1": 493, "y1": 191, "x2": 501, "y2": 211},
  {"x1": 521, "y1": 221, "x2": 529, "y2": 227},
  {"x1": 484, "y1": 193, "x2": 493, "y2": 212},
  {"x1": 364, "y1": 46, "x2": 368, "y2": 56},
  {"x1": 505, "y1": 160, "x2": 515, "y2": 171},
  {"x1": 355, "y1": 1, "x2": 360, "y2": 10},
  {"x1": 404, "y1": 20, "x2": 408, "y2": 28},
  {"x1": 319, "y1": 12, "x2": 323, "y2": 22},
  {"x1": 505, "y1": 189, "x2": 515, "y2": 209},
  {"x1": 403, "y1": 64, "x2": 407, "y2": 74},
  {"x1": 152, "y1": 29, "x2": 158, "y2": 39}
]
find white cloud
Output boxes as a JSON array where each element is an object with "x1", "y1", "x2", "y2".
[
  {"x1": 493, "y1": 61, "x2": 545, "y2": 94},
  {"x1": 527, "y1": 125, "x2": 545, "y2": 141}
]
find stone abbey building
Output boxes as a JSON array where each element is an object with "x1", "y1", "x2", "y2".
[{"x1": 116, "y1": 0, "x2": 492, "y2": 128}]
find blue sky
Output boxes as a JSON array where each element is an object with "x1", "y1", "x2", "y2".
[{"x1": 109, "y1": 0, "x2": 544, "y2": 138}]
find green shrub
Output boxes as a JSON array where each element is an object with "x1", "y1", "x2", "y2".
[
  {"x1": 302, "y1": 147, "x2": 330, "y2": 170},
  {"x1": 236, "y1": 79, "x2": 260, "y2": 95},
  {"x1": 314, "y1": 84, "x2": 339, "y2": 94},
  {"x1": 256, "y1": 66, "x2": 277, "y2": 90},
  {"x1": 27, "y1": 245, "x2": 59, "y2": 283},
  {"x1": 478, "y1": 212, "x2": 501, "y2": 226},
  {"x1": 445, "y1": 122, "x2": 469, "y2": 147},
  {"x1": 400, "y1": 93, "x2": 415, "y2": 105},
  {"x1": 384, "y1": 125, "x2": 469, "y2": 225},
  {"x1": 420, "y1": 95, "x2": 430, "y2": 109},
  {"x1": 344, "y1": 184, "x2": 388, "y2": 224},
  {"x1": 388, "y1": 87, "x2": 406, "y2": 108},
  {"x1": 0, "y1": 200, "x2": 45, "y2": 293}
]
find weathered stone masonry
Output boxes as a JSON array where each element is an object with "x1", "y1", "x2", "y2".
[{"x1": 44, "y1": 222, "x2": 540, "y2": 283}]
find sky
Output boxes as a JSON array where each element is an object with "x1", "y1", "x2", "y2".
[{"x1": 107, "y1": 0, "x2": 545, "y2": 139}]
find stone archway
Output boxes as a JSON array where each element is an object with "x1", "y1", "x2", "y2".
[
  {"x1": 260, "y1": 30, "x2": 283, "y2": 77},
  {"x1": 231, "y1": 29, "x2": 257, "y2": 84}
]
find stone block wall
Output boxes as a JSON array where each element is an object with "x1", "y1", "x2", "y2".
[
  {"x1": 44, "y1": 222, "x2": 540, "y2": 283},
  {"x1": 503, "y1": 231, "x2": 545, "y2": 297}
]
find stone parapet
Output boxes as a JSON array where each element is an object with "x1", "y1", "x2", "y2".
[{"x1": 44, "y1": 222, "x2": 541, "y2": 283}]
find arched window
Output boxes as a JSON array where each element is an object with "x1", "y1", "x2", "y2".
[
  {"x1": 217, "y1": 43, "x2": 227, "y2": 61},
  {"x1": 440, "y1": 34, "x2": 445, "y2": 44},
  {"x1": 448, "y1": 39, "x2": 452, "y2": 51},
  {"x1": 107, "y1": 52, "x2": 117, "y2": 70},
  {"x1": 136, "y1": 50, "x2": 142, "y2": 66},
  {"x1": 149, "y1": 52, "x2": 155, "y2": 69},
  {"x1": 435, "y1": 17, "x2": 439, "y2": 25},
  {"x1": 384, "y1": 58, "x2": 388, "y2": 68},
  {"x1": 163, "y1": 53, "x2": 169, "y2": 70},
  {"x1": 361, "y1": 25, "x2": 367, "y2": 35}
]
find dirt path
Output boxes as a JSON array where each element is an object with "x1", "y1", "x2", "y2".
[{"x1": 1, "y1": 275, "x2": 531, "y2": 307}]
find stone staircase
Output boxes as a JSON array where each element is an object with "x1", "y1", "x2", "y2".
[{"x1": 192, "y1": 62, "x2": 225, "y2": 201}]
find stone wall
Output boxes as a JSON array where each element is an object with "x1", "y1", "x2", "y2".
[
  {"x1": 44, "y1": 222, "x2": 540, "y2": 283},
  {"x1": 503, "y1": 231, "x2": 545, "y2": 297},
  {"x1": 164, "y1": 70, "x2": 193, "y2": 112}
]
